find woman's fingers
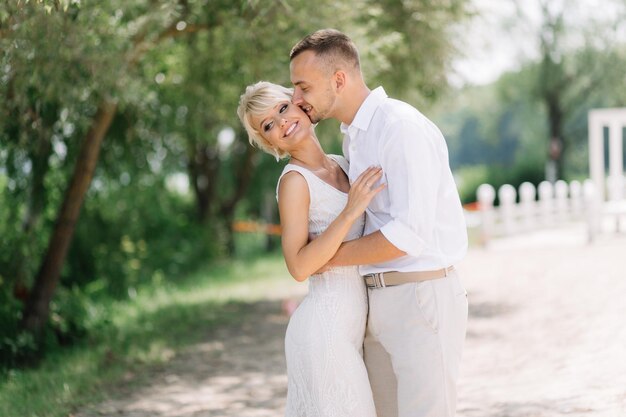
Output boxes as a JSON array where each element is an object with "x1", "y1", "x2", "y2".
[
  {"x1": 354, "y1": 166, "x2": 380, "y2": 183},
  {"x1": 353, "y1": 170, "x2": 383, "y2": 197},
  {"x1": 349, "y1": 168, "x2": 384, "y2": 201},
  {"x1": 369, "y1": 182, "x2": 386, "y2": 195},
  {"x1": 354, "y1": 166, "x2": 382, "y2": 189},
  {"x1": 343, "y1": 167, "x2": 385, "y2": 220}
]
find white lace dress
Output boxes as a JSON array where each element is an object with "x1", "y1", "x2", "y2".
[{"x1": 278, "y1": 155, "x2": 377, "y2": 417}]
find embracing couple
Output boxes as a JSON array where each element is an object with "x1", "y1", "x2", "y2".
[{"x1": 237, "y1": 29, "x2": 469, "y2": 417}]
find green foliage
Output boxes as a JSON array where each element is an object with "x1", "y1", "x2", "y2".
[
  {"x1": 434, "y1": 67, "x2": 547, "y2": 183},
  {"x1": 66, "y1": 181, "x2": 220, "y2": 297},
  {"x1": 1, "y1": 279, "x2": 104, "y2": 369},
  {"x1": 434, "y1": 36, "x2": 626, "y2": 204},
  {"x1": 512, "y1": 1, "x2": 626, "y2": 179},
  {"x1": 357, "y1": 0, "x2": 472, "y2": 101},
  {"x1": 0, "y1": 255, "x2": 290, "y2": 417},
  {"x1": 1, "y1": 0, "x2": 622, "y2": 396},
  {"x1": 456, "y1": 158, "x2": 545, "y2": 205},
  {"x1": 1, "y1": 0, "x2": 472, "y2": 366},
  {"x1": 0, "y1": 290, "x2": 37, "y2": 369}
]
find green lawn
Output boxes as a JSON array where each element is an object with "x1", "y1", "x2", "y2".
[{"x1": 0, "y1": 252, "x2": 291, "y2": 417}]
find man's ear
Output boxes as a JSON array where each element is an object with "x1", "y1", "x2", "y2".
[{"x1": 333, "y1": 70, "x2": 346, "y2": 93}]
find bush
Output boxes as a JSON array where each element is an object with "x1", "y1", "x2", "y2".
[
  {"x1": 456, "y1": 158, "x2": 545, "y2": 205},
  {"x1": 64, "y1": 180, "x2": 220, "y2": 298},
  {"x1": 0, "y1": 178, "x2": 222, "y2": 369},
  {"x1": 0, "y1": 290, "x2": 38, "y2": 369},
  {"x1": 0, "y1": 283, "x2": 107, "y2": 370}
]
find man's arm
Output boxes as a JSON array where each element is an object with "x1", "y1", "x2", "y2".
[
  {"x1": 280, "y1": 167, "x2": 385, "y2": 280},
  {"x1": 329, "y1": 118, "x2": 444, "y2": 269},
  {"x1": 326, "y1": 230, "x2": 406, "y2": 267}
]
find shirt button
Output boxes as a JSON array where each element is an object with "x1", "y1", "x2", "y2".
[{"x1": 349, "y1": 143, "x2": 356, "y2": 153}]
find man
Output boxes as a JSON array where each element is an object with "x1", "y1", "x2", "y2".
[{"x1": 289, "y1": 29, "x2": 469, "y2": 417}]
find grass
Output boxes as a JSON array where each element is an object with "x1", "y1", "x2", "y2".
[
  {"x1": 0, "y1": 230, "x2": 481, "y2": 417},
  {"x1": 0, "y1": 250, "x2": 292, "y2": 417}
]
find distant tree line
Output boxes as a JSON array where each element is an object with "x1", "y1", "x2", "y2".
[{"x1": 432, "y1": 0, "x2": 626, "y2": 203}]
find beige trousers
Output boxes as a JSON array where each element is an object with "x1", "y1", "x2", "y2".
[{"x1": 364, "y1": 270, "x2": 468, "y2": 417}]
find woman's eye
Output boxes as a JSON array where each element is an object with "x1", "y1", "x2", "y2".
[
  {"x1": 263, "y1": 122, "x2": 273, "y2": 132},
  {"x1": 279, "y1": 104, "x2": 288, "y2": 113}
]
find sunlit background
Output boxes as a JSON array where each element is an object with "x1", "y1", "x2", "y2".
[{"x1": 1, "y1": 1, "x2": 625, "y2": 416}]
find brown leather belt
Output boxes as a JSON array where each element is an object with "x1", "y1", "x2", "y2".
[{"x1": 364, "y1": 266, "x2": 454, "y2": 289}]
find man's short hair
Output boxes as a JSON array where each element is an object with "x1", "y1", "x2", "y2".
[{"x1": 290, "y1": 29, "x2": 360, "y2": 74}]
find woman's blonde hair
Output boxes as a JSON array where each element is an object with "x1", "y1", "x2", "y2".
[{"x1": 237, "y1": 81, "x2": 293, "y2": 159}]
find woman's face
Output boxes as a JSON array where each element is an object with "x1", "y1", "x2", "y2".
[{"x1": 252, "y1": 100, "x2": 312, "y2": 155}]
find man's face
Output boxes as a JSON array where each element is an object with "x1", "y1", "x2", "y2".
[{"x1": 290, "y1": 50, "x2": 337, "y2": 124}]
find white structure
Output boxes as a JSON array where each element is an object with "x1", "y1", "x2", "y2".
[
  {"x1": 475, "y1": 180, "x2": 591, "y2": 244},
  {"x1": 474, "y1": 107, "x2": 626, "y2": 244},
  {"x1": 588, "y1": 108, "x2": 626, "y2": 201},
  {"x1": 587, "y1": 108, "x2": 626, "y2": 238}
]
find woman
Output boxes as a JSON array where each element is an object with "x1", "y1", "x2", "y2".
[{"x1": 237, "y1": 81, "x2": 382, "y2": 417}]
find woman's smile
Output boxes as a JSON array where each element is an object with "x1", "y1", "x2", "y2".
[{"x1": 284, "y1": 121, "x2": 299, "y2": 137}]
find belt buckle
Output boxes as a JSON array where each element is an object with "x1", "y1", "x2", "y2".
[{"x1": 367, "y1": 272, "x2": 386, "y2": 288}]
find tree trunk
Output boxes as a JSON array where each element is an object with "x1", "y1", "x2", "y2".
[
  {"x1": 13, "y1": 137, "x2": 52, "y2": 302},
  {"x1": 262, "y1": 191, "x2": 278, "y2": 252},
  {"x1": 219, "y1": 142, "x2": 256, "y2": 255},
  {"x1": 19, "y1": 17, "x2": 205, "y2": 338},
  {"x1": 220, "y1": 142, "x2": 256, "y2": 218},
  {"x1": 21, "y1": 100, "x2": 117, "y2": 337},
  {"x1": 187, "y1": 142, "x2": 220, "y2": 223},
  {"x1": 545, "y1": 91, "x2": 565, "y2": 181},
  {"x1": 187, "y1": 140, "x2": 255, "y2": 254}
]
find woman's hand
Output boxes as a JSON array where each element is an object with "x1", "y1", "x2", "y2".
[{"x1": 342, "y1": 166, "x2": 385, "y2": 221}]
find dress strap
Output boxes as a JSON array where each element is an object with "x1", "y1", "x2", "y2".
[
  {"x1": 275, "y1": 164, "x2": 314, "y2": 202},
  {"x1": 275, "y1": 154, "x2": 349, "y2": 202},
  {"x1": 328, "y1": 154, "x2": 350, "y2": 176}
]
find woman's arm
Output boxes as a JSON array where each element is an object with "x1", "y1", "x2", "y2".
[{"x1": 278, "y1": 166, "x2": 384, "y2": 281}]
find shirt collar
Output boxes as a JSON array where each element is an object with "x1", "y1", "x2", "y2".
[{"x1": 340, "y1": 86, "x2": 387, "y2": 135}]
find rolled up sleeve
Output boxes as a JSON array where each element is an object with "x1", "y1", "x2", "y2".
[{"x1": 378, "y1": 119, "x2": 442, "y2": 258}]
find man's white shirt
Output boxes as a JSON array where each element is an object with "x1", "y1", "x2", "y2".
[{"x1": 340, "y1": 87, "x2": 468, "y2": 275}]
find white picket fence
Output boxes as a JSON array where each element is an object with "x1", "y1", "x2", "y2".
[
  {"x1": 474, "y1": 179, "x2": 606, "y2": 244},
  {"x1": 472, "y1": 108, "x2": 626, "y2": 245}
]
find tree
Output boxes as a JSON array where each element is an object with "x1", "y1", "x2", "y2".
[
  {"x1": 511, "y1": 0, "x2": 626, "y2": 180},
  {"x1": 10, "y1": 1, "x2": 203, "y2": 337},
  {"x1": 353, "y1": 0, "x2": 472, "y2": 102},
  {"x1": 2, "y1": 0, "x2": 347, "y2": 340},
  {"x1": 0, "y1": 0, "x2": 473, "y2": 353}
]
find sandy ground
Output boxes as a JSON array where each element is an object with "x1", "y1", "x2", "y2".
[{"x1": 76, "y1": 224, "x2": 626, "y2": 417}]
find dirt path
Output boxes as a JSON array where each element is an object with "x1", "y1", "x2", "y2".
[
  {"x1": 456, "y1": 227, "x2": 626, "y2": 417},
  {"x1": 77, "y1": 226, "x2": 626, "y2": 417}
]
